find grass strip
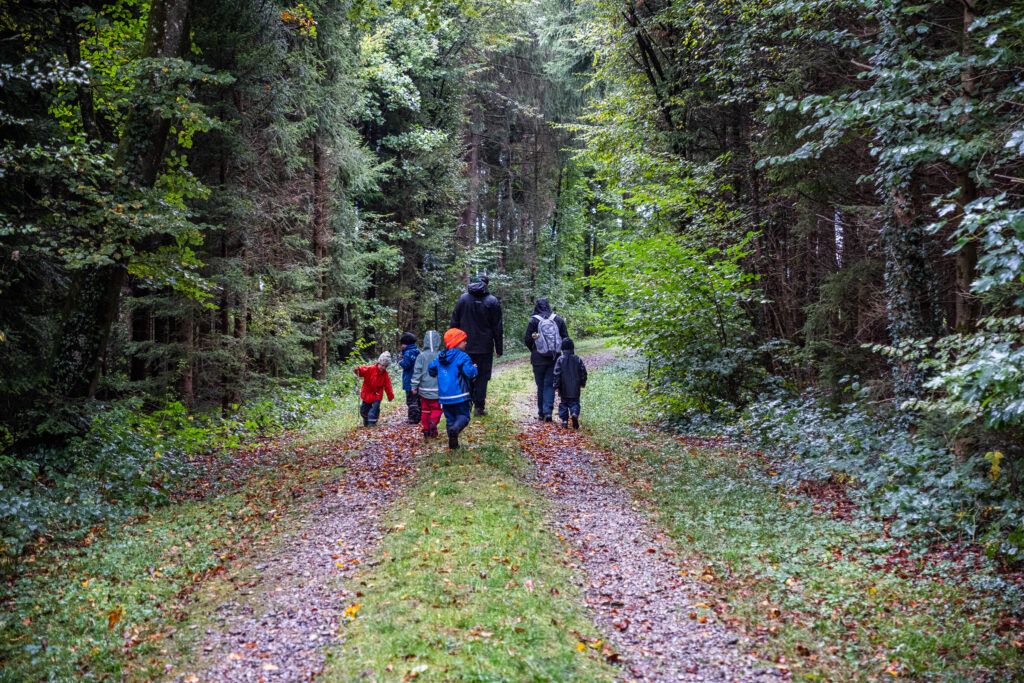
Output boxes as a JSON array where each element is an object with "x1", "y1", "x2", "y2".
[
  {"x1": 322, "y1": 360, "x2": 617, "y2": 682},
  {"x1": 581, "y1": 354, "x2": 1024, "y2": 682}
]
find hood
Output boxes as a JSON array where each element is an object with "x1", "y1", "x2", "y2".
[
  {"x1": 438, "y1": 348, "x2": 459, "y2": 365},
  {"x1": 423, "y1": 330, "x2": 442, "y2": 352},
  {"x1": 561, "y1": 338, "x2": 574, "y2": 353},
  {"x1": 532, "y1": 298, "x2": 552, "y2": 316},
  {"x1": 468, "y1": 281, "x2": 489, "y2": 297}
]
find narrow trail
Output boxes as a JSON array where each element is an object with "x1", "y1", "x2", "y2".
[
  {"x1": 520, "y1": 353, "x2": 784, "y2": 682},
  {"x1": 182, "y1": 413, "x2": 421, "y2": 682}
]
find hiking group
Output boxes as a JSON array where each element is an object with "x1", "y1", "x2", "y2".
[{"x1": 353, "y1": 277, "x2": 587, "y2": 448}]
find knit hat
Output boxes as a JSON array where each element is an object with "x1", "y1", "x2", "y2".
[
  {"x1": 377, "y1": 351, "x2": 392, "y2": 368},
  {"x1": 443, "y1": 328, "x2": 467, "y2": 349},
  {"x1": 400, "y1": 331, "x2": 416, "y2": 345},
  {"x1": 561, "y1": 338, "x2": 574, "y2": 353}
]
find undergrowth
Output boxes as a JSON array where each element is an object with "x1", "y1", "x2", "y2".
[{"x1": 0, "y1": 356, "x2": 396, "y2": 558}]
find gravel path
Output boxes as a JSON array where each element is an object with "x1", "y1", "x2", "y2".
[
  {"x1": 179, "y1": 412, "x2": 421, "y2": 682},
  {"x1": 520, "y1": 391, "x2": 785, "y2": 681}
]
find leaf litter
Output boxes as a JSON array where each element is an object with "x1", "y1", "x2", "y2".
[
  {"x1": 519, "y1": 384, "x2": 786, "y2": 681},
  {"x1": 178, "y1": 411, "x2": 421, "y2": 681}
]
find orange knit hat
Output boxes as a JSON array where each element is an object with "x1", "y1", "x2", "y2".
[{"x1": 443, "y1": 328, "x2": 467, "y2": 349}]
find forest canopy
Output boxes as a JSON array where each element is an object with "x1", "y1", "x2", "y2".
[{"x1": 1, "y1": 0, "x2": 1023, "y2": 559}]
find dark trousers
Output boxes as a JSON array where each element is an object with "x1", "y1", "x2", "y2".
[
  {"x1": 468, "y1": 352, "x2": 493, "y2": 411},
  {"x1": 532, "y1": 364, "x2": 555, "y2": 418},
  {"x1": 442, "y1": 400, "x2": 472, "y2": 436},
  {"x1": 405, "y1": 390, "x2": 421, "y2": 423},
  {"x1": 558, "y1": 397, "x2": 581, "y2": 422},
  {"x1": 359, "y1": 400, "x2": 382, "y2": 426}
]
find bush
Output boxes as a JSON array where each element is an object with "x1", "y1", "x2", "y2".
[
  {"x1": 0, "y1": 363, "x2": 364, "y2": 558},
  {"x1": 592, "y1": 232, "x2": 764, "y2": 412},
  {"x1": 722, "y1": 386, "x2": 1024, "y2": 560}
]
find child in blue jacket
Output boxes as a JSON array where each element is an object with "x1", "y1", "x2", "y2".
[
  {"x1": 428, "y1": 328, "x2": 479, "y2": 449},
  {"x1": 398, "y1": 332, "x2": 421, "y2": 424}
]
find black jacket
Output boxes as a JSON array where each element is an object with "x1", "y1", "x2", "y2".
[
  {"x1": 553, "y1": 353, "x2": 587, "y2": 400},
  {"x1": 450, "y1": 282, "x2": 504, "y2": 356},
  {"x1": 523, "y1": 299, "x2": 569, "y2": 367}
]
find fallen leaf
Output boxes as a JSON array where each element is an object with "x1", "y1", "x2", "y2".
[{"x1": 107, "y1": 606, "x2": 125, "y2": 630}]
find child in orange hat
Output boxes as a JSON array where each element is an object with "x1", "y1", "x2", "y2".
[{"x1": 428, "y1": 328, "x2": 478, "y2": 449}]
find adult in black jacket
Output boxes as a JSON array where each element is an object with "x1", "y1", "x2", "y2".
[
  {"x1": 450, "y1": 276, "x2": 503, "y2": 416},
  {"x1": 523, "y1": 298, "x2": 569, "y2": 421}
]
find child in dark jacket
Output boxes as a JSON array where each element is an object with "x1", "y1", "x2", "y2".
[
  {"x1": 428, "y1": 328, "x2": 479, "y2": 450},
  {"x1": 552, "y1": 338, "x2": 587, "y2": 429},
  {"x1": 354, "y1": 352, "x2": 395, "y2": 426},
  {"x1": 398, "y1": 332, "x2": 421, "y2": 424}
]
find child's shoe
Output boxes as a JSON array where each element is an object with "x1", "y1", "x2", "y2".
[
  {"x1": 447, "y1": 431, "x2": 459, "y2": 450},
  {"x1": 561, "y1": 420, "x2": 569, "y2": 429},
  {"x1": 572, "y1": 416, "x2": 580, "y2": 430}
]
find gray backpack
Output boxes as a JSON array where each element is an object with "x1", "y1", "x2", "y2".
[{"x1": 532, "y1": 314, "x2": 561, "y2": 358}]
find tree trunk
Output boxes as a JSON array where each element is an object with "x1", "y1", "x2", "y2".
[
  {"x1": 51, "y1": 0, "x2": 192, "y2": 399},
  {"x1": 312, "y1": 133, "x2": 329, "y2": 380},
  {"x1": 129, "y1": 282, "x2": 151, "y2": 383},
  {"x1": 955, "y1": 0, "x2": 980, "y2": 333},
  {"x1": 180, "y1": 310, "x2": 194, "y2": 406},
  {"x1": 459, "y1": 119, "x2": 481, "y2": 248}
]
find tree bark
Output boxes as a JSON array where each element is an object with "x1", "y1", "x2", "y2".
[
  {"x1": 52, "y1": 0, "x2": 193, "y2": 399},
  {"x1": 459, "y1": 115, "x2": 481, "y2": 248},
  {"x1": 312, "y1": 133, "x2": 329, "y2": 380},
  {"x1": 954, "y1": 0, "x2": 980, "y2": 333},
  {"x1": 180, "y1": 310, "x2": 194, "y2": 406}
]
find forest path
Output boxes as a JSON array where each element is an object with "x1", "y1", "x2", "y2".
[
  {"x1": 180, "y1": 348, "x2": 782, "y2": 682},
  {"x1": 519, "y1": 353, "x2": 783, "y2": 682},
  {"x1": 180, "y1": 411, "x2": 423, "y2": 681}
]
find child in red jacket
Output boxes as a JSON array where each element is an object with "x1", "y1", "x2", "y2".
[{"x1": 353, "y1": 352, "x2": 395, "y2": 426}]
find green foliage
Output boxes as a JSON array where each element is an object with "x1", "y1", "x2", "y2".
[
  {"x1": 592, "y1": 232, "x2": 762, "y2": 411},
  {"x1": 945, "y1": 195, "x2": 1024, "y2": 307},
  {"x1": 886, "y1": 317, "x2": 1024, "y2": 433},
  {"x1": 0, "y1": 364, "x2": 365, "y2": 557},
  {"x1": 728, "y1": 387, "x2": 1024, "y2": 560}
]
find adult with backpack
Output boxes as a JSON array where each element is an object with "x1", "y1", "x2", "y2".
[
  {"x1": 449, "y1": 275, "x2": 503, "y2": 416},
  {"x1": 523, "y1": 298, "x2": 569, "y2": 422}
]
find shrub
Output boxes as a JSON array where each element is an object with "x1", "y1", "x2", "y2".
[
  {"x1": 592, "y1": 232, "x2": 763, "y2": 412},
  {"x1": 0, "y1": 361, "x2": 365, "y2": 558},
  {"x1": 723, "y1": 385, "x2": 1024, "y2": 560}
]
